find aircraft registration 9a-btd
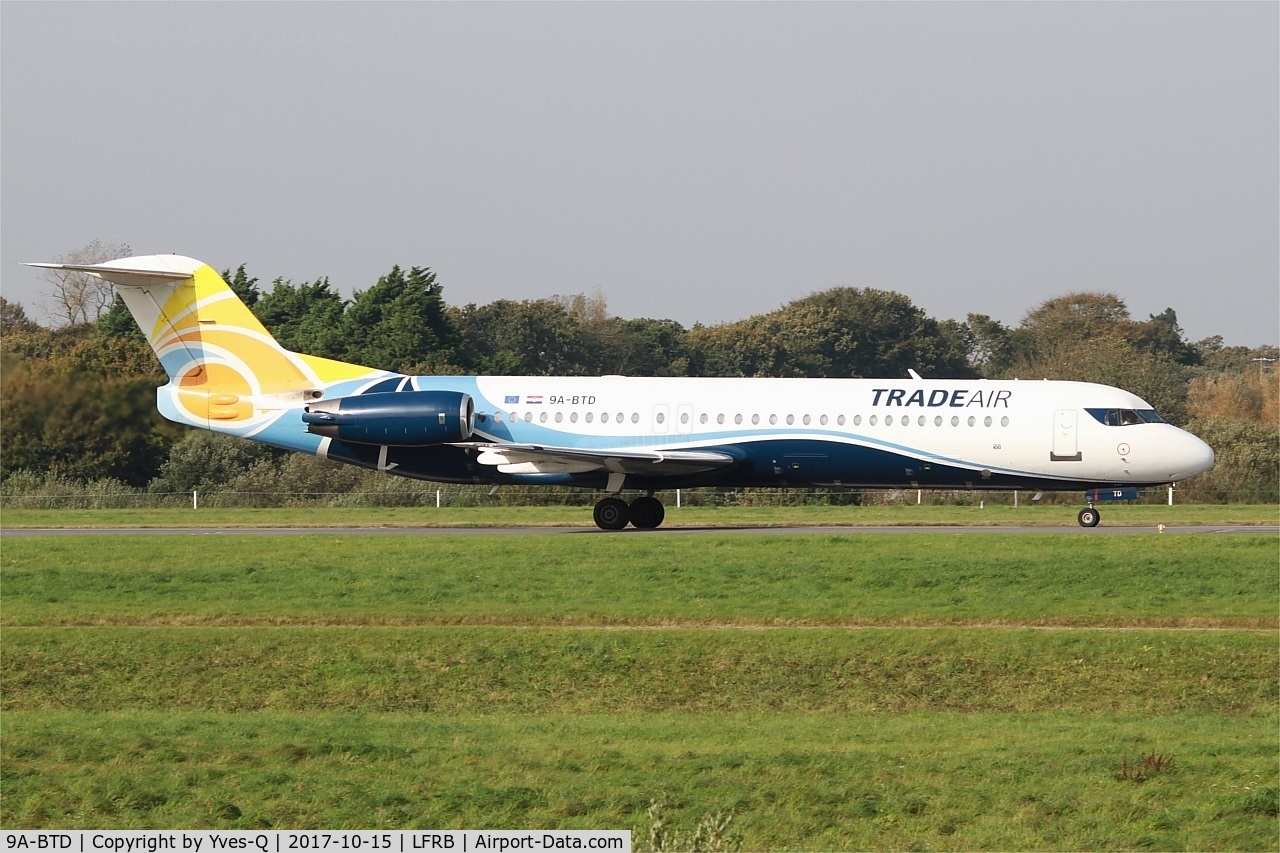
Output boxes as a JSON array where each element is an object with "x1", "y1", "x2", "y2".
[{"x1": 29, "y1": 255, "x2": 1215, "y2": 529}]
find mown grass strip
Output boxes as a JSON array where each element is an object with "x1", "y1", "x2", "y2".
[
  {"x1": 4, "y1": 527, "x2": 1276, "y2": 846},
  {"x1": 3, "y1": 503, "x2": 1277, "y2": 529},
  {"x1": 4, "y1": 709, "x2": 1276, "y2": 850},
  {"x1": 4, "y1": 627, "x2": 1274, "y2": 716},
  {"x1": 2, "y1": 534, "x2": 1274, "y2": 628}
]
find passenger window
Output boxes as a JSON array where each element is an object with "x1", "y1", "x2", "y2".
[
  {"x1": 967, "y1": 416, "x2": 976, "y2": 427},
  {"x1": 769, "y1": 414, "x2": 778, "y2": 425},
  {"x1": 1000, "y1": 416, "x2": 1009, "y2": 427},
  {"x1": 886, "y1": 415, "x2": 894, "y2": 426},
  {"x1": 555, "y1": 412, "x2": 563, "y2": 423},
  {"x1": 951, "y1": 416, "x2": 959, "y2": 427},
  {"x1": 984, "y1": 416, "x2": 992, "y2": 427},
  {"x1": 601, "y1": 412, "x2": 610, "y2": 423},
  {"x1": 717, "y1": 413, "x2": 726, "y2": 425},
  {"x1": 934, "y1": 415, "x2": 942, "y2": 426},
  {"x1": 630, "y1": 413, "x2": 639, "y2": 424},
  {"x1": 569, "y1": 412, "x2": 578, "y2": 423},
  {"x1": 852, "y1": 415, "x2": 860, "y2": 426},
  {"x1": 540, "y1": 412, "x2": 548, "y2": 423},
  {"x1": 734, "y1": 414, "x2": 743, "y2": 425},
  {"x1": 585, "y1": 412, "x2": 593, "y2": 423},
  {"x1": 869, "y1": 415, "x2": 878, "y2": 426}
]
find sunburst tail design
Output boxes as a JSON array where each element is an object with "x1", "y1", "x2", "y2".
[{"x1": 26, "y1": 255, "x2": 394, "y2": 452}]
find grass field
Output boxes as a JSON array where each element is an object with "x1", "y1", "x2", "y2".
[
  {"x1": 2, "y1": 502, "x2": 1277, "y2": 529},
  {"x1": 1, "y1": 535, "x2": 1276, "y2": 628},
  {"x1": 2, "y1": 530, "x2": 1277, "y2": 849}
]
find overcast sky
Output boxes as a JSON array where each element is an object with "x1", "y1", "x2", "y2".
[{"x1": 3, "y1": 2, "x2": 1276, "y2": 347}]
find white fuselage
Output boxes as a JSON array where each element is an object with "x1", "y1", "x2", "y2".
[{"x1": 313, "y1": 374, "x2": 1216, "y2": 491}]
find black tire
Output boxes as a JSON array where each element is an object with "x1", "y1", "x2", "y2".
[
  {"x1": 593, "y1": 497, "x2": 631, "y2": 530},
  {"x1": 629, "y1": 496, "x2": 666, "y2": 529},
  {"x1": 1078, "y1": 507, "x2": 1100, "y2": 528}
]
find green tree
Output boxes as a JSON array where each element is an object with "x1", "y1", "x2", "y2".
[
  {"x1": 221, "y1": 265, "x2": 261, "y2": 307},
  {"x1": 597, "y1": 317, "x2": 691, "y2": 376},
  {"x1": 0, "y1": 353, "x2": 172, "y2": 485},
  {"x1": 1180, "y1": 418, "x2": 1279, "y2": 503},
  {"x1": 342, "y1": 266, "x2": 458, "y2": 372},
  {"x1": 2, "y1": 309, "x2": 175, "y2": 485},
  {"x1": 253, "y1": 277, "x2": 347, "y2": 358},
  {"x1": 150, "y1": 431, "x2": 279, "y2": 494},
  {"x1": 688, "y1": 288, "x2": 973, "y2": 379},
  {"x1": 1130, "y1": 308, "x2": 1200, "y2": 366},
  {"x1": 554, "y1": 292, "x2": 690, "y2": 377},
  {"x1": 1019, "y1": 292, "x2": 1132, "y2": 345},
  {"x1": 787, "y1": 288, "x2": 972, "y2": 378},
  {"x1": 454, "y1": 298, "x2": 584, "y2": 375},
  {"x1": 1, "y1": 297, "x2": 39, "y2": 337},
  {"x1": 95, "y1": 294, "x2": 146, "y2": 342},
  {"x1": 686, "y1": 320, "x2": 788, "y2": 377},
  {"x1": 962, "y1": 313, "x2": 1015, "y2": 378}
]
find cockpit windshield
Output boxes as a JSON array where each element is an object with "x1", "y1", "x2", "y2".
[{"x1": 1085, "y1": 408, "x2": 1166, "y2": 426}]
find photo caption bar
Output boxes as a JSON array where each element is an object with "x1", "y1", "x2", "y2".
[{"x1": 1, "y1": 832, "x2": 630, "y2": 853}]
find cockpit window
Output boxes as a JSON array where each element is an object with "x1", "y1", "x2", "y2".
[{"x1": 1086, "y1": 408, "x2": 1165, "y2": 426}]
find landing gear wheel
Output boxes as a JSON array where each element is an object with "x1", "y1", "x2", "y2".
[
  {"x1": 593, "y1": 497, "x2": 631, "y2": 530},
  {"x1": 629, "y1": 496, "x2": 666, "y2": 529},
  {"x1": 1078, "y1": 507, "x2": 1100, "y2": 528}
]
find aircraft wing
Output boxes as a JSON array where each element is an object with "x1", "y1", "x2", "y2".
[{"x1": 467, "y1": 443, "x2": 736, "y2": 476}]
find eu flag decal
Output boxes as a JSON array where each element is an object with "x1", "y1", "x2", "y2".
[{"x1": 504, "y1": 395, "x2": 520, "y2": 405}]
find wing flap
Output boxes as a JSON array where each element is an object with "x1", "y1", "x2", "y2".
[{"x1": 469, "y1": 443, "x2": 735, "y2": 476}]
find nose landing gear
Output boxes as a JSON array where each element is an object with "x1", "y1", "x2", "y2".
[{"x1": 1077, "y1": 506, "x2": 1100, "y2": 528}]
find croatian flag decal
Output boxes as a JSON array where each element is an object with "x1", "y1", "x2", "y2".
[{"x1": 526, "y1": 395, "x2": 544, "y2": 404}]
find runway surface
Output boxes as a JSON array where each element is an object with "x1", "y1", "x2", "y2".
[{"x1": 2, "y1": 524, "x2": 1276, "y2": 537}]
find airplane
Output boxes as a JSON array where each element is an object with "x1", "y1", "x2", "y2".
[{"x1": 26, "y1": 254, "x2": 1215, "y2": 529}]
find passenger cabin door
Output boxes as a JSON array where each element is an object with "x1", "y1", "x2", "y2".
[{"x1": 1051, "y1": 408, "x2": 1082, "y2": 461}]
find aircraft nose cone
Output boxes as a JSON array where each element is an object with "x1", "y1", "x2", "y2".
[{"x1": 1172, "y1": 433, "x2": 1215, "y2": 480}]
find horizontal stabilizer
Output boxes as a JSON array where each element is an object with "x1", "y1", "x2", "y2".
[{"x1": 26, "y1": 255, "x2": 201, "y2": 288}]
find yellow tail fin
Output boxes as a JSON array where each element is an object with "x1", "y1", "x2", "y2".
[{"x1": 27, "y1": 255, "x2": 385, "y2": 430}]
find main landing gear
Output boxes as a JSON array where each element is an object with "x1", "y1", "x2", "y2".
[{"x1": 592, "y1": 494, "x2": 666, "y2": 530}]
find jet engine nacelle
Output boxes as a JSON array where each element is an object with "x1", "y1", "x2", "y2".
[{"x1": 302, "y1": 390, "x2": 474, "y2": 445}]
